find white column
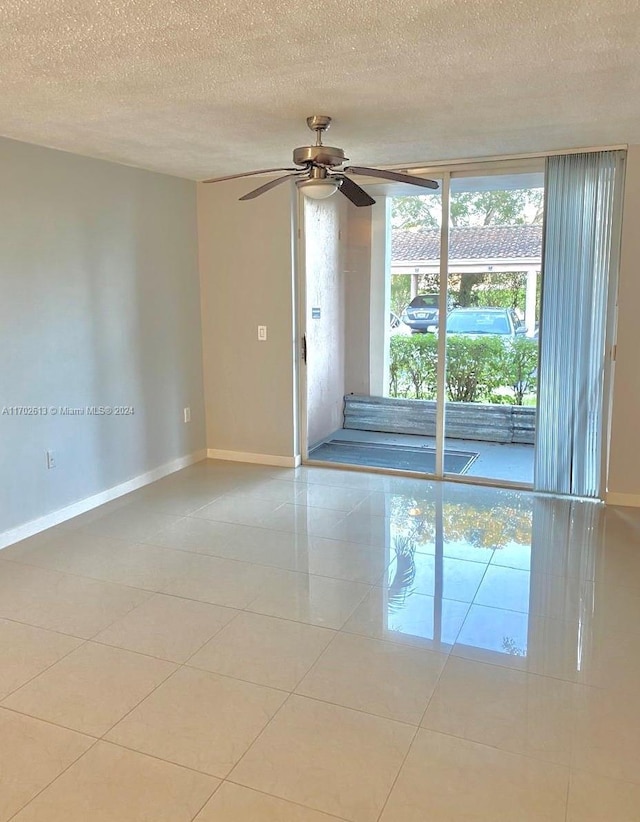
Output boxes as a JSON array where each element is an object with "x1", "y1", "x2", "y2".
[
  {"x1": 525, "y1": 269, "x2": 538, "y2": 335},
  {"x1": 369, "y1": 197, "x2": 391, "y2": 396},
  {"x1": 411, "y1": 272, "x2": 419, "y2": 299}
]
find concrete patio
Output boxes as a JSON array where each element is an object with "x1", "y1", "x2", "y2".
[{"x1": 309, "y1": 428, "x2": 534, "y2": 485}]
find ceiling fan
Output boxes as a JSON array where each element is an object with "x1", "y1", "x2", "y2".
[{"x1": 202, "y1": 115, "x2": 439, "y2": 207}]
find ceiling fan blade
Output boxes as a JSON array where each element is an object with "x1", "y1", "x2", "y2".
[
  {"x1": 337, "y1": 175, "x2": 376, "y2": 207},
  {"x1": 344, "y1": 166, "x2": 439, "y2": 190},
  {"x1": 202, "y1": 167, "x2": 302, "y2": 184},
  {"x1": 239, "y1": 174, "x2": 300, "y2": 201}
]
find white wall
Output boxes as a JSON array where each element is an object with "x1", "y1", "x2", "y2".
[
  {"x1": 195, "y1": 152, "x2": 640, "y2": 500},
  {"x1": 0, "y1": 137, "x2": 205, "y2": 536},
  {"x1": 197, "y1": 178, "x2": 298, "y2": 462},
  {"x1": 304, "y1": 197, "x2": 346, "y2": 447},
  {"x1": 344, "y1": 205, "x2": 372, "y2": 395},
  {"x1": 608, "y1": 144, "x2": 640, "y2": 505}
]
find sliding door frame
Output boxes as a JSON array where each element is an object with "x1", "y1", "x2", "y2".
[
  {"x1": 299, "y1": 148, "x2": 625, "y2": 495},
  {"x1": 434, "y1": 171, "x2": 450, "y2": 477},
  {"x1": 295, "y1": 184, "x2": 309, "y2": 464},
  {"x1": 600, "y1": 156, "x2": 626, "y2": 497}
]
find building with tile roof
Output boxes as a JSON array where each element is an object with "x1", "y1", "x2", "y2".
[
  {"x1": 391, "y1": 224, "x2": 542, "y2": 331},
  {"x1": 392, "y1": 225, "x2": 542, "y2": 266}
]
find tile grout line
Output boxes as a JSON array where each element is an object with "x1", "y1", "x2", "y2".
[
  {"x1": 0, "y1": 644, "x2": 179, "y2": 742},
  {"x1": 178, "y1": 662, "x2": 435, "y2": 729},
  {"x1": 1, "y1": 568, "x2": 597, "y2": 691},
  {"x1": 372, "y1": 636, "x2": 455, "y2": 822},
  {"x1": 446, "y1": 644, "x2": 588, "y2": 686},
  {"x1": 217, "y1": 687, "x2": 425, "y2": 813},
  {"x1": 9, "y1": 681, "x2": 565, "y2": 787},
  {"x1": 0, "y1": 702, "x2": 101, "y2": 740},
  {"x1": 237, "y1": 570, "x2": 374, "y2": 630},
  {"x1": 0, "y1": 580, "x2": 165, "y2": 715},
  {"x1": 219, "y1": 778, "x2": 353, "y2": 821},
  {"x1": 97, "y1": 653, "x2": 183, "y2": 741},
  {"x1": 401, "y1": 721, "x2": 576, "y2": 770},
  {"x1": 291, "y1": 627, "x2": 349, "y2": 697},
  {"x1": 568, "y1": 765, "x2": 640, "y2": 791},
  {"x1": 0, "y1": 573, "x2": 495, "y2": 667},
  {"x1": 221, "y1": 688, "x2": 296, "y2": 786},
  {"x1": 564, "y1": 768, "x2": 571, "y2": 822},
  {"x1": 187, "y1": 777, "x2": 224, "y2": 822},
  {"x1": 5, "y1": 735, "x2": 102, "y2": 822},
  {"x1": 6, "y1": 656, "x2": 217, "y2": 815},
  {"x1": 0, "y1": 554, "x2": 159, "y2": 598},
  {"x1": 374, "y1": 723, "x2": 421, "y2": 822},
  {"x1": 0, "y1": 635, "x2": 89, "y2": 704},
  {"x1": 0, "y1": 583, "x2": 408, "y2": 656},
  {"x1": 0, "y1": 613, "x2": 91, "y2": 641},
  {"x1": 179, "y1": 606, "x2": 246, "y2": 667},
  {"x1": 2, "y1": 463, "x2": 618, "y2": 821},
  {"x1": 1, "y1": 539, "x2": 390, "y2": 594}
]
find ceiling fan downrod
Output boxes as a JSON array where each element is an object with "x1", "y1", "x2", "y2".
[{"x1": 306, "y1": 114, "x2": 332, "y2": 146}]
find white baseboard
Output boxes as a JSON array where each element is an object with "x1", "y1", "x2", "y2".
[
  {"x1": 0, "y1": 449, "x2": 207, "y2": 551},
  {"x1": 606, "y1": 492, "x2": 640, "y2": 508},
  {"x1": 207, "y1": 449, "x2": 301, "y2": 468}
]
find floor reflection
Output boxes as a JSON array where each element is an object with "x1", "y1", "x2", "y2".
[{"x1": 379, "y1": 486, "x2": 601, "y2": 671}]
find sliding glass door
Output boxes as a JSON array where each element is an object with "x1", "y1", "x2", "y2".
[
  {"x1": 443, "y1": 170, "x2": 544, "y2": 485},
  {"x1": 304, "y1": 152, "x2": 622, "y2": 497}
]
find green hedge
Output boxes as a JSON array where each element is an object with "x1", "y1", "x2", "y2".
[{"x1": 389, "y1": 334, "x2": 538, "y2": 405}]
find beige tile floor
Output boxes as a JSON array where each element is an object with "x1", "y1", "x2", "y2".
[{"x1": 0, "y1": 459, "x2": 639, "y2": 820}]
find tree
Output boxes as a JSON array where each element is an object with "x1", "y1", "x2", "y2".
[
  {"x1": 457, "y1": 273, "x2": 485, "y2": 307},
  {"x1": 391, "y1": 195, "x2": 440, "y2": 230},
  {"x1": 388, "y1": 493, "x2": 534, "y2": 552},
  {"x1": 390, "y1": 276, "x2": 411, "y2": 317},
  {"x1": 392, "y1": 189, "x2": 544, "y2": 230},
  {"x1": 391, "y1": 187, "x2": 544, "y2": 307},
  {"x1": 450, "y1": 189, "x2": 543, "y2": 227}
]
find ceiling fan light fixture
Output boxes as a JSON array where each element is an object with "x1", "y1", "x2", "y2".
[
  {"x1": 203, "y1": 116, "x2": 437, "y2": 207},
  {"x1": 297, "y1": 177, "x2": 342, "y2": 200}
]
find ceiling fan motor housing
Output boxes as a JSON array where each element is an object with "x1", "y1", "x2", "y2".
[{"x1": 293, "y1": 144, "x2": 346, "y2": 168}]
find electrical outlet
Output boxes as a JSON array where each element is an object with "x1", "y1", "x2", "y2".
[
  {"x1": 257, "y1": 325, "x2": 267, "y2": 341},
  {"x1": 46, "y1": 450, "x2": 56, "y2": 469},
  {"x1": 183, "y1": 407, "x2": 191, "y2": 424}
]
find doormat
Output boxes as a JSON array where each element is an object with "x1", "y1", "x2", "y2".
[{"x1": 309, "y1": 440, "x2": 479, "y2": 474}]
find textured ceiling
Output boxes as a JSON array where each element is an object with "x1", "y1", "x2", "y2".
[{"x1": 0, "y1": 0, "x2": 639, "y2": 179}]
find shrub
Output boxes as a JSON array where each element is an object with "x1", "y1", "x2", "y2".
[
  {"x1": 499, "y1": 337, "x2": 538, "y2": 405},
  {"x1": 389, "y1": 334, "x2": 538, "y2": 405},
  {"x1": 445, "y1": 335, "x2": 504, "y2": 402},
  {"x1": 390, "y1": 334, "x2": 438, "y2": 399}
]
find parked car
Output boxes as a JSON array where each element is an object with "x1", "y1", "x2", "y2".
[
  {"x1": 401, "y1": 293, "x2": 455, "y2": 333},
  {"x1": 445, "y1": 307, "x2": 528, "y2": 338}
]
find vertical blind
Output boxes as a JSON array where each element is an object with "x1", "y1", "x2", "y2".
[{"x1": 535, "y1": 150, "x2": 625, "y2": 498}]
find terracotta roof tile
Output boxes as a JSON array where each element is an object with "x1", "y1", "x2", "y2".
[{"x1": 392, "y1": 224, "x2": 542, "y2": 262}]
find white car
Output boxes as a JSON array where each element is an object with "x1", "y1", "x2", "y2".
[{"x1": 390, "y1": 312, "x2": 412, "y2": 336}]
